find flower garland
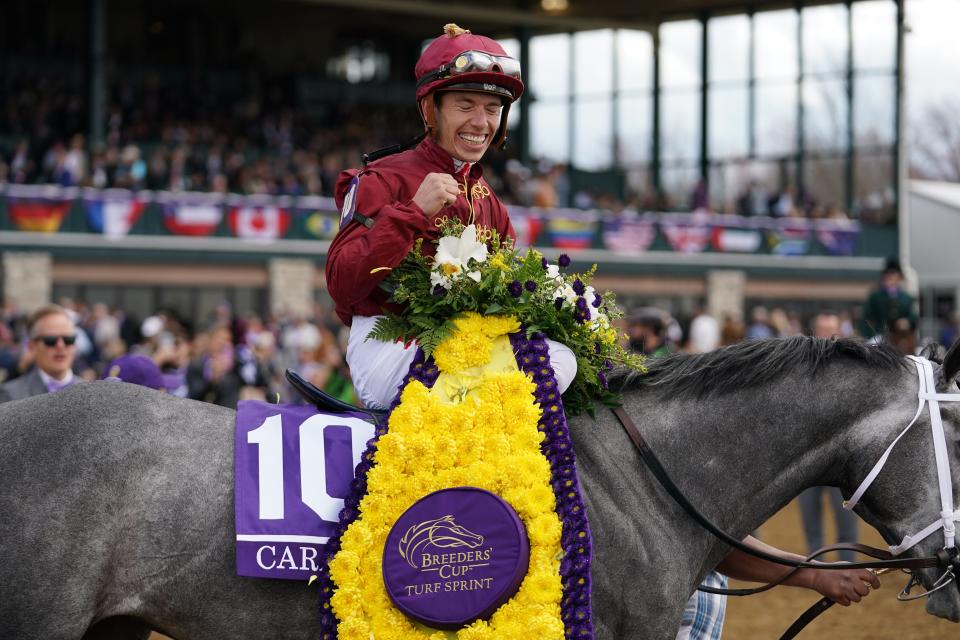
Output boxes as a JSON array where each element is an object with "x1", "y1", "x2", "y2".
[
  {"x1": 368, "y1": 219, "x2": 645, "y2": 416},
  {"x1": 317, "y1": 314, "x2": 595, "y2": 639},
  {"x1": 510, "y1": 329, "x2": 594, "y2": 637}
]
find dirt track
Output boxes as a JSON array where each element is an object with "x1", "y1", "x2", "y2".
[
  {"x1": 725, "y1": 499, "x2": 951, "y2": 639},
  {"x1": 150, "y1": 499, "x2": 955, "y2": 639}
]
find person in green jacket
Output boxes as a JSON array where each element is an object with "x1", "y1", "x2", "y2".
[{"x1": 860, "y1": 258, "x2": 917, "y2": 352}]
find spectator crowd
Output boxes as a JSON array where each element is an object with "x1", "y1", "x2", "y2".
[{"x1": 1, "y1": 74, "x2": 861, "y2": 221}]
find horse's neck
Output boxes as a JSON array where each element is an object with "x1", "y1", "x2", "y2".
[{"x1": 624, "y1": 375, "x2": 870, "y2": 537}]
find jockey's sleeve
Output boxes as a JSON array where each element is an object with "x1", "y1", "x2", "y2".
[{"x1": 325, "y1": 170, "x2": 432, "y2": 319}]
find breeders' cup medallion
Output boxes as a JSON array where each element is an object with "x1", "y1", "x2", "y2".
[{"x1": 382, "y1": 486, "x2": 530, "y2": 629}]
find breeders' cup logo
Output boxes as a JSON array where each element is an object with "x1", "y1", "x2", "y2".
[
  {"x1": 382, "y1": 488, "x2": 529, "y2": 628},
  {"x1": 398, "y1": 515, "x2": 487, "y2": 571}
]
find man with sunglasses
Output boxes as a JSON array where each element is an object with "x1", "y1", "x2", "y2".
[
  {"x1": 325, "y1": 23, "x2": 577, "y2": 411},
  {"x1": 0, "y1": 305, "x2": 80, "y2": 403}
]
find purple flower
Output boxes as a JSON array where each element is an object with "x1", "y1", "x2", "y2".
[
  {"x1": 541, "y1": 256, "x2": 549, "y2": 270},
  {"x1": 558, "y1": 253, "x2": 571, "y2": 268},
  {"x1": 507, "y1": 280, "x2": 523, "y2": 297},
  {"x1": 524, "y1": 279, "x2": 537, "y2": 292},
  {"x1": 592, "y1": 293, "x2": 602, "y2": 308},
  {"x1": 572, "y1": 278, "x2": 585, "y2": 295},
  {"x1": 554, "y1": 297, "x2": 564, "y2": 310},
  {"x1": 432, "y1": 284, "x2": 447, "y2": 296},
  {"x1": 575, "y1": 297, "x2": 588, "y2": 313},
  {"x1": 598, "y1": 371, "x2": 608, "y2": 389}
]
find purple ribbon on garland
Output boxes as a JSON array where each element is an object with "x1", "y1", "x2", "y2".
[{"x1": 316, "y1": 333, "x2": 595, "y2": 639}]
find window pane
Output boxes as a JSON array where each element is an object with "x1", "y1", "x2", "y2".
[
  {"x1": 574, "y1": 30, "x2": 614, "y2": 95},
  {"x1": 709, "y1": 15, "x2": 750, "y2": 83},
  {"x1": 660, "y1": 90, "x2": 700, "y2": 162},
  {"x1": 803, "y1": 78, "x2": 849, "y2": 152},
  {"x1": 853, "y1": 0, "x2": 897, "y2": 71},
  {"x1": 530, "y1": 34, "x2": 570, "y2": 99},
  {"x1": 661, "y1": 163, "x2": 700, "y2": 210},
  {"x1": 755, "y1": 83, "x2": 797, "y2": 156},
  {"x1": 574, "y1": 98, "x2": 614, "y2": 170},
  {"x1": 802, "y1": 5, "x2": 849, "y2": 76},
  {"x1": 755, "y1": 10, "x2": 798, "y2": 81},
  {"x1": 854, "y1": 152, "x2": 895, "y2": 223},
  {"x1": 660, "y1": 20, "x2": 702, "y2": 90},
  {"x1": 617, "y1": 29, "x2": 653, "y2": 91},
  {"x1": 803, "y1": 155, "x2": 847, "y2": 212},
  {"x1": 617, "y1": 94, "x2": 652, "y2": 165},
  {"x1": 530, "y1": 101, "x2": 570, "y2": 162},
  {"x1": 709, "y1": 86, "x2": 749, "y2": 158},
  {"x1": 854, "y1": 74, "x2": 894, "y2": 147}
]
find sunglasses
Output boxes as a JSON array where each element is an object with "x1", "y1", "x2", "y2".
[
  {"x1": 417, "y1": 50, "x2": 522, "y2": 88},
  {"x1": 34, "y1": 334, "x2": 77, "y2": 347}
]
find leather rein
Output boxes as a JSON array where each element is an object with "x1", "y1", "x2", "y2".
[{"x1": 610, "y1": 378, "x2": 960, "y2": 640}]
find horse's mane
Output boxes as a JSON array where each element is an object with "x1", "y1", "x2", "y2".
[{"x1": 609, "y1": 336, "x2": 908, "y2": 397}]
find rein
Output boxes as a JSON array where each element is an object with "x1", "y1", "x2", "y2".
[{"x1": 611, "y1": 355, "x2": 960, "y2": 638}]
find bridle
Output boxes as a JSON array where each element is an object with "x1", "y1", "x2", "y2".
[{"x1": 611, "y1": 355, "x2": 960, "y2": 639}]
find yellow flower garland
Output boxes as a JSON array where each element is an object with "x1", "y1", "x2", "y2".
[{"x1": 328, "y1": 313, "x2": 565, "y2": 639}]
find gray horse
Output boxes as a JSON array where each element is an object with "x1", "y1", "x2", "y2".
[{"x1": 1, "y1": 336, "x2": 959, "y2": 639}]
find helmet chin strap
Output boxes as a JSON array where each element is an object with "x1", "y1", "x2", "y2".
[{"x1": 419, "y1": 96, "x2": 438, "y2": 140}]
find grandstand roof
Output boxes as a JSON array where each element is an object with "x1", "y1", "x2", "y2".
[{"x1": 298, "y1": 0, "x2": 821, "y2": 32}]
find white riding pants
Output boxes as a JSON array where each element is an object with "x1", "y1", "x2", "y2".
[{"x1": 347, "y1": 315, "x2": 577, "y2": 411}]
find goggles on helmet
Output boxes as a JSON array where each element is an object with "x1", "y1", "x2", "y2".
[{"x1": 416, "y1": 50, "x2": 522, "y2": 91}]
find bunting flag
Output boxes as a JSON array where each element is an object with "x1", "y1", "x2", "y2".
[
  {"x1": 160, "y1": 193, "x2": 224, "y2": 236},
  {"x1": 814, "y1": 220, "x2": 861, "y2": 256},
  {"x1": 83, "y1": 190, "x2": 149, "y2": 237},
  {"x1": 601, "y1": 215, "x2": 656, "y2": 253},
  {"x1": 6, "y1": 185, "x2": 75, "y2": 233},
  {"x1": 228, "y1": 205, "x2": 291, "y2": 240},
  {"x1": 507, "y1": 208, "x2": 543, "y2": 249},
  {"x1": 295, "y1": 196, "x2": 340, "y2": 241},
  {"x1": 659, "y1": 215, "x2": 711, "y2": 254},
  {"x1": 711, "y1": 227, "x2": 763, "y2": 253},
  {"x1": 710, "y1": 217, "x2": 763, "y2": 253},
  {"x1": 766, "y1": 220, "x2": 812, "y2": 256},
  {"x1": 545, "y1": 215, "x2": 596, "y2": 249}
]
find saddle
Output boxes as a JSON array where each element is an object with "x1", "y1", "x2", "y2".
[{"x1": 284, "y1": 369, "x2": 387, "y2": 424}]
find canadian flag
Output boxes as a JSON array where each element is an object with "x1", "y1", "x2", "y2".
[{"x1": 228, "y1": 206, "x2": 291, "y2": 240}]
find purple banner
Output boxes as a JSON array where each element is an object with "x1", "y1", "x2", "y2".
[
  {"x1": 815, "y1": 219, "x2": 861, "y2": 256},
  {"x1": 235, "y1": 401, "x2": 376, "y2": 580}
]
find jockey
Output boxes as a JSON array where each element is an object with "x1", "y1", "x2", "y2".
[{"x1": 325, "y1": 23, "x2": 576, "y2": 411}]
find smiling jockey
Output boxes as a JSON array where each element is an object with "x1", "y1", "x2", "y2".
[{"x1": 325, "y1": 23, "x2": 576, "y2": 411}]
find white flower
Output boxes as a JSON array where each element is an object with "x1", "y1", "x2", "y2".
[
  {"x1": 545, "y1": 264, "x2": 563, "y2": 282},
  {"x1": 590, "y1": 309, "x2": 609, "y2": 332},
  {"x1": 432, "y1": 224, "x2": 488, "y2": 288}
]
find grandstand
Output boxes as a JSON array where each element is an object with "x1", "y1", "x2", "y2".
[{"x1": 0, "y1": 0, "x2": 918, "y2": 327}]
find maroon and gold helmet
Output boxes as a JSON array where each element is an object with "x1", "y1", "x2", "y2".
[{"x1": 414, "y1": 24, "x2": 524, "y2": 148}]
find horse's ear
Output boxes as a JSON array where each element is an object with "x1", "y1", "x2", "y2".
[
  {"x1": 943, "y1": 338, "x2": 960, "y2": 387},
  {"x1": 920, "y1": 343, "x2": 947, "y2": 363}
]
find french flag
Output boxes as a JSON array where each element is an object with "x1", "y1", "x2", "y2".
[{"x1": 84, "y1": 190, "x2": 148, "y2": 237}]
